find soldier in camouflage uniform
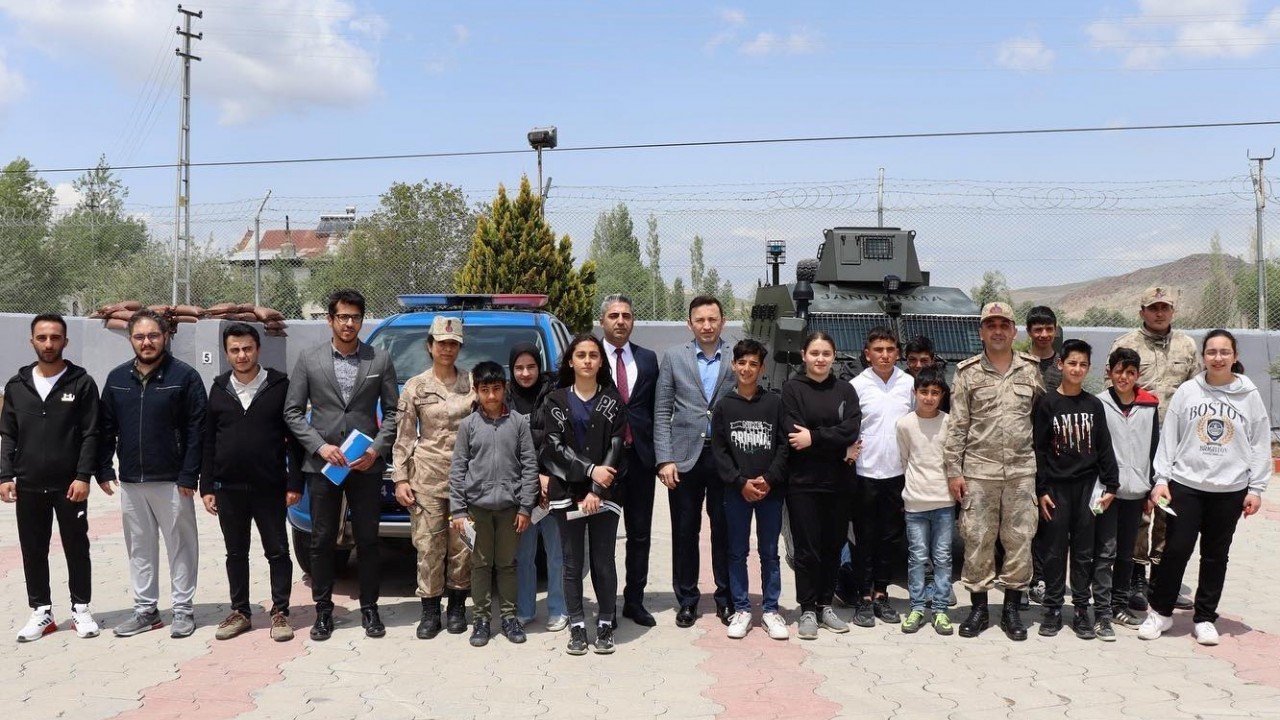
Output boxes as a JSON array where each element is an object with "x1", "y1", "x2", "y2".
[
  {"x1": 392, "y1": 316, "x2": 476, "y2": 639},
  {"x1": 945, "y1": 302, "x2": 1045, "y2": 641},
  {"x1": 1109, "y1": 286, "x2": 1201, "y2": 612}
]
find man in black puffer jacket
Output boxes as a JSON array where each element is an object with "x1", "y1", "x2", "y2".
[{"x1": 200, "y1": 323, "x2": 303, "y2": 642}]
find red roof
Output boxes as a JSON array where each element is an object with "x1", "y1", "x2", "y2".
[{"x1": 233, "y1": 229, "x2": 335, "y2": 259}]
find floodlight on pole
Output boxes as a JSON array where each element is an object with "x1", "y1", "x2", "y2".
[{"x1": 528, "y1": 126, "x2": 557, "y2": 217}]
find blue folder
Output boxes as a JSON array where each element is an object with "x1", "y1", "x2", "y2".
[{"x1": 322, "y1": 430, "x2": 375, "y2": 485}]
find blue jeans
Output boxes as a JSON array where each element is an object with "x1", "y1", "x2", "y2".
[
  {"x1": 906, "y1": 507, "x2": 954, "y2": 612},
  {"x1": 516, "y1": 516, "x2": 566, "y2": 620},
  {"x1": 724, "y1": 488, "x2": 784, "y2": 613}
]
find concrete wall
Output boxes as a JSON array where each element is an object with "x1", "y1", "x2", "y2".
[{"x1": 2, "y1": 314, "x2": 1274, "y2": 425}]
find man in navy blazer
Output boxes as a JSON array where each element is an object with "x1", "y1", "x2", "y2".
[
  {"x1": 654, "y1": 295, "x2": 737, "y2": 628},
  {"x1": 600, "y1": 295, "x2": 660, "y2": 627}
]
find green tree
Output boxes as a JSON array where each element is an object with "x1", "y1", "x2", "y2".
[
  {"x1": 267, "y1": 261, "x2": 304, "y2": 319},
  {"x1": 49, "y1": 156, "x2": 149, "y2": 311},
  {"x1": 1194, "y1": 233, "x2": 1238, "y2": 328},
  {"x1": 690, "y1": 235, "x2": 705, "y2": 293},
  {"x1": 456, "y1": 176, "x2": 597, "y2": 331},
  {"x1": 307, "y1": 180, "x2": 477, "y2": 316},
  {"x1": 1234, "y1": 254, "x2": 1280, "y2": 329},
  {"x1": 588, "y1": 203, "x2": 639, "y2": 261},
  {"x1": 720, "y1": 278, "x2": 737, "y2": 320},
  {"x1": 589, "y1": 203, "x2": 656, "y2": 318},
  {"x1": 89, "y1": 241, "x2": 251, "y2": 308},
  {"x1": 644, "y1": 214, "x2": 669, "y2": 320},
  {"x1": 670, "y1": 277, "x2": 687, "y2": 318},
  {"x1": 970, "y1": 270, "x2": 1012, "y2": 308},
  {"x1": 0, "y1": 157, "x2": 57, "y2": 311},
  {"x1": 1074, "y1": 306, "x2": 1132, "y2": 327}
]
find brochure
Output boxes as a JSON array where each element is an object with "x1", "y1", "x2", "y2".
[{"x1": 321, "y1": 430, "x2": 375, "y2": 485}]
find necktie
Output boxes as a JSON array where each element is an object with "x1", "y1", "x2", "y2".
[{"x1": 616, "y1": 347, "x2": 633, "y2": 445}]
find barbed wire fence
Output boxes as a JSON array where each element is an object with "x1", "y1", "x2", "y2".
[{"x1": 0, "y1": 175, "x2": 1271, "y2": 330}]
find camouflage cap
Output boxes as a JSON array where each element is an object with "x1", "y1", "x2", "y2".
[
  {"x1": 429, "y1": 315, "x2": 464, "y2": 343},
  {"x1": 980, "y1": 301, "x2": 1016, "y2": 323},
  {"x1": 1141, "y1": 286, "x2": 1175, "y2": 308}
]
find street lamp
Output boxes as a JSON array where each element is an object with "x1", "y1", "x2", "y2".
[{"x1": 527, "y1": 126, "x2": 557, "y2": 217}]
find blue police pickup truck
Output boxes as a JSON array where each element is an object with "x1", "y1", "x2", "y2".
[{"x1": 287, "y1": 293, "x2": 573, "y2": 574}]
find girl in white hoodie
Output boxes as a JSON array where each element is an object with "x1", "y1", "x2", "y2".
[{"x1": 1138, "y1": 329, "x2": 1270, "y2": 646}]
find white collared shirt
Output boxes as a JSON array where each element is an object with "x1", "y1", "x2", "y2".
[
  {"x1": 605, "y1": 340, "x2": 637, "y2": 399},
  {"x1": 230, "y1": 366, "x2": 266, "y2": 410},
  {"x1": 32, "y1": 367, "x2": 66, "y2": 402},
  {"x1": 852, "y1": 365, "x2": 915, "y2": 479}
]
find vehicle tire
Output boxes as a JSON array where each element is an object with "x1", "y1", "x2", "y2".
[
  {"x1": 796, "y1": 258, "x2": 819, "y2": 282},
  {"x1": 292, "y1": 526, "x2": 312, "y2": 576}
]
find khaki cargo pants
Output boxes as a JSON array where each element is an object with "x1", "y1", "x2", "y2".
[
  {"x1": 959, "y1": 476, "x2": 1038, "y2": 593},
  {"x1": 410, "y1": 494, "x2": 471, "y2": 598},
  {"x1": 1132, "y1": 509, "x2": 1167, "y2": 571}
]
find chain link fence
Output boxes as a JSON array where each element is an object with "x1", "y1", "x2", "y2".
[{"x1": 0, "y1": 174, "x2": 1271, "y2": 330}]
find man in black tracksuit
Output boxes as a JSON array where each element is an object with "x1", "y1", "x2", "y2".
[
  {"x1": 0, "y1": 313, "x2": 101, "y2": 641},
  {"x1": 200, "y1": 323, "x2": 302, "y2": 642}
]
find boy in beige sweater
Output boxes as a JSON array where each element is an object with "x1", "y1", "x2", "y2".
[{"x1": 895, "y1": 367, "x2": 954, "y2": 635}]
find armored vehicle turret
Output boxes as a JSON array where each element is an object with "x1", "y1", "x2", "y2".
[{"x1": 746, "y1": 227, "x2": 982, "y2": 388}]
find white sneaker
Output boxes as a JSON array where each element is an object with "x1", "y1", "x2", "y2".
[
  {"x1": 16, "y1": 606, "x2": 57, "y2": 642},
  {"x1": 761, "y1": 612, "x2": 789, "y2": 640},
  {"x1": 546, "y1": 615, "x2": 569, "y2": 633},
  {"x1": 71, "y1": 604, "x2": 100, "y2": 638},
  {"x1": 1137, "y1": 611, "x2": 1174, "y2": 640},
  {"x1": 727, "y1": 611, "x2": 751, "y2": 639},
  {"x1": 1194, "y1": 621, "x2": 1220, "y2": 646}
]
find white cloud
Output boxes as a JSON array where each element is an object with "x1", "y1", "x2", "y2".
[
  {"x1": 0, "y1": 48, "x2": 26, "y2": 109},
  {"x1": 719, "y1": 7, "x2": 746, "y2": 26},
  {"x1": 0, "y1": 0, "x2": 386, "y2": 125},
  {"x1": 1088, "y1": 0, "x2": 1280, "y2": 68},
  {"x1": 739, "y1": 28, "x2": 822, "y2": 57},
  {"x1": 453, "y1": 24, "x2": 469, "y2": 46},
  {"x1": 996, "y1": 35, "x2": 1055, "y2": 71},
  {"x1": 53, "y1": 182, "x2": 80, "y2": 209}
]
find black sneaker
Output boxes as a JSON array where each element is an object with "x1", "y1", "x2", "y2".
[
  {"x1": 566, "y1": 625, "x2": 589, "y2": 656},
  {"x1": 1039, "y1": 608, "x2": 1062, "y2": 637},
  {"x1": 872, "y1": 596, "x2": 900, "y2": 624},
  {"x1": 1174, "y1": 591, "x2": 1195, "y2": 611},
  {"x1": 469, "y1": 620, "x2": 491, "y2": 647},
  {"x1": 1128, "y1": 574, "x2": 1149, "y2": 612},
  {"x1": 593, "y1": 623, "x2": 615, "y2": 654},
  {"x1": 1028, "y1": 581, "x2": 1046, "y2": 606},
  {"x1": 502, "y1": 618, "x2": 527, "y2": 644},
  {"x1": 1094, "y1": 615, "x2": 1116, "y2": 642},
  {"x1": 1072, "y1": 609, "x2": 1096, "y2": 640},
  {"x1": 851, "y1": 599, "x2": 876, "y2": 628},
  {"x1": 1112, "y1": 608, "x2": 1142, "y2": 628}
]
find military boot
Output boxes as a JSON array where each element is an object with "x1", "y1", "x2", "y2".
[
  {"x1": 446, "y1": 589, "x2": 468, "y2": 634},
  {"x1": 1001, "y1": 590, "x2": 1028, "y2": 641},
  {"x1": 417, "y1": 597, "x2": 443, "y2": 640},
  {"x1": 959, "y1": 592, "x2": 989, "y2": 638}
]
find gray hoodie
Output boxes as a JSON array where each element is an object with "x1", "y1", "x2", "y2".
[
  {"x1": 1154, "y1": 373, "x2": 1271, "y2": 496},
  {"x1": 1096, "y1": 387, "x2": 1160, "y2": 501},
  {"x1": 448, "y1": 406, "x2": 539, "y2": 517}
]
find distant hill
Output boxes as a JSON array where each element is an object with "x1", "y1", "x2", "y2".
[{"x1": 1011, "y1": 253, "x2": 1245, "y2": 321}]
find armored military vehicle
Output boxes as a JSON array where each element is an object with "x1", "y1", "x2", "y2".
[{"x1": 746, "y1": 227, "x2": 982, "y2": 388}]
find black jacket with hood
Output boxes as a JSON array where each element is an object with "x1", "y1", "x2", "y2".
[
  {"x1": 538, "y1": 386, "x2": 628, "y2": 511},
  {"x1": 200, "y1": 367, "x2": 304, "y2": 495},
  {"x1": 0, "y1": 361, "x2": 101, "y2": 492},
  {"x1": 506, "y1": 341, "x2": 552, "y2": 448}
]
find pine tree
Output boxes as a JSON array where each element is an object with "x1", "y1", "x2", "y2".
[
  {"x1": 644, "y1": 214, "x2": 668, "y2": 320},
  {"x1": 690, "y1": 235, "x2": 705, "y2": 293},
  {"x1": 456, "y1": 176, "x2": 597, "y2": 331},
  {"x1": 267, "y1": 260, "x2": 304, "y2": 318},
  {"x1": 670, "y1": 277, "x2": 687, "y2": 318}
]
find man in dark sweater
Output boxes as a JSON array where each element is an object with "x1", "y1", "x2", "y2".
[
  {"x1": 200, "y1": 323, "x2": 302, "y2": 642},
  {"x1": 1, "y1": 314, "x2": 101, "y2": 642},
  {"x1": 1033, "y1": 339, "x2": 1120, "y2": 641}
]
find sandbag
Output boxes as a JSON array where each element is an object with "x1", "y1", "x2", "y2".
[
  {"x1": 147, "y1": 304, "x2": 173, "y2": 314},
  {"x1": 206, "y1": 302, "x2": 237, "y2": 315},
  {"x1": 110, "y1": 309, "x2": 136, "y2": 321},
  {"x1": 236, "y1": 303, "x2": 257, "y2": 314},
  {"x1": 119, "y1": 300, "x2": 142, "y2": 311},
  {"x1": 263, "y1": 320, "x2": 287, "y2": 330},
  {"x1": 105, "y1": 318, "x2": 128, "y2": 330},
  {"x1": 231, "y1": 312, "x2": 259, "y2": 322},
  {"x1": 253, "y1": 306, "x2": 285, "y2": 322},
  {"x1": 174, "y1": 315, "x2": 198, "y2": 324},
  {"x1": 174, "y1": 304, "x2": 203, "y2": 317}
]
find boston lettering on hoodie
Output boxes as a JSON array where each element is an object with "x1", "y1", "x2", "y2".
[{"x1": 1154, "y1": 373, "x2": 1271, "y2": 496}]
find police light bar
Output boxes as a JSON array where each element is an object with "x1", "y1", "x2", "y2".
[{"x1": 397, "y1": 293, "x2": 549, "y2": 310}]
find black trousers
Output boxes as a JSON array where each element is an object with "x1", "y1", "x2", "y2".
[
  {"x1": 17, "y1": 488, "x2": 91, "y2": 608},
  {"x1": 1041, "y1": 482, "x2": 1096, "y2": 610},
  {"x1": 1108, "y1": 498, "x2": 1146, "y2": 611},
  {"x1": 850, "y1": 474, "x2": 906, "y2": 596},
  {"x1": 788, "y1": 489, "x2": 853, "y2": 613},
  {"x1": 1089, "y1": 497, "x2": 1118, "y2": 614},
  {"x1": 621, "y1": 446, "x2": 655, "y2": 607},
  {"x1": 1150, "y1": 482, "x2": 1247, "y2": 623},
  {"x1": 557, "y1": 510, "x2": 620, "y2": 625},
  {"x1": 668, "y1": 449, "x2": 729, "y2": 609},
  {"x1": 216, "y1": 485, "x2": 293, "y2": 616},
  {"x1": 307, "y1": 471, "x2": 381, "y2": 611}
]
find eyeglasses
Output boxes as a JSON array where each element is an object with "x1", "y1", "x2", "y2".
[
  {"x1": 131, "y1": 333, "x2": 163, "y2": 343},
  {"x1": 332, "y1": 313, "x2": 363, "y2": 324},
  {"x1": 1204, "y1": 349, "x2": 1235, "y2": 358}
]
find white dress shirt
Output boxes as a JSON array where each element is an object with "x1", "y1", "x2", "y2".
[
  {"x1": 230, "y1": 366, "x2": 267, "y2": 410},
  {"x1": 605, "y1": 341, "x2": 637, "y2": 399}
]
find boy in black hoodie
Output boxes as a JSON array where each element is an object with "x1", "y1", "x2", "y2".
[
  {"x1": 200, "y1": 323, "x2": 302, "y2": 642},
  {"x1": 0, "y1": 314, "x2": 101, "y2": 642},
  {"x1": 712, "y1": 339, "x2": 790, "y2": 640}
]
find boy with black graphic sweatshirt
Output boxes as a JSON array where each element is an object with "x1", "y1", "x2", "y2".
[
  {"x1": 712, "y1": 339, "x2": 789, "y2": 640},
  {"x1": 1034, "y1": 339, "x2": 1119, "y2": 641}
]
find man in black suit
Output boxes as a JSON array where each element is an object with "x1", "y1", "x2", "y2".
[
  {"x1": 600, "y1": 294, "x2": 660, "y2": 627},
  {"x1": 283, "y1": 289, "x2": 399, "y2": 641}
]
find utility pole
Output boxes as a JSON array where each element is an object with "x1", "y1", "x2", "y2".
[
  {"x1": 1249, "y1": 149, "x2": 1273, "y2": 330},
  {"x1": 173, "y1": 4, "x2": 202, "y2": 305},
  {"x1": 877, "y1": 167, "x2": 885, "y2": 227},
  {"x1": 253, "y1": 189, "x2": 272, "y2": 307}
]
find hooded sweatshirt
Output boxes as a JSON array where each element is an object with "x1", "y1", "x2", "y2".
[
  {"x1": 0, "y1": 361, "x2": 100, "y2": 491},
  {"x1": 851, "y1": 365, "x2": 914, "y2": 479},
  {"x1": 1096, "y1": 387, "x2": 1160, "y2": 501},
  {"x1": 780, "y1": 373, "x2": 861, "y2": 493},
  {"x1": 1154, "y1": 372, "x2": 1271, "y2": 496},
  {"x1": 507, "y1": 341, "x2": 551, "y2": 448},
  {"x1": 711, "y1": 386, "x2": 788, "y2": 493}
]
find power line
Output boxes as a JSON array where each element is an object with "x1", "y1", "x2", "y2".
[{"x1": 12, "y1": 119, "x2": 1280, "y2": 176}]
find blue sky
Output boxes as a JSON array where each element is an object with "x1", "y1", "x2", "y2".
[{"x1": 1, "y1": 1, "x2": 1277, "y2": 290}]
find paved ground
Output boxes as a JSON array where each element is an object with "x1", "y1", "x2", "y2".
[{"x1": 3, "y1": 489, "x2": 1280, "y2": 720}]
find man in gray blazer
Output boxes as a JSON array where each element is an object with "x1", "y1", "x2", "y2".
[
  {"x1": 284, "y1": 289, "x2": 399, "y2": 640},
  {"x1": 655, "y1": 295, "x2": 736, "y2": 628}
]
